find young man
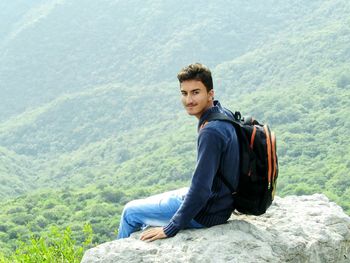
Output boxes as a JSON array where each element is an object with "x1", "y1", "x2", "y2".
[{"x1": 117, "y1": 63, "x2": 240, "y2": 241}]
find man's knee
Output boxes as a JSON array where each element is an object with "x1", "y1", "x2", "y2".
[{"x1": 122, "y1": 200, "x2": 140, "y2": 219}]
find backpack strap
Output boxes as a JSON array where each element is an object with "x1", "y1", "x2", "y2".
[
  {"x1": 204, "y1": 112, "x2": 241, "y2": 195},
  {"x1": 206, "y1": 112, "x2": 238, "y2": 125}
]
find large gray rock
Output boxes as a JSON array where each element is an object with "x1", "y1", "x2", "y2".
[{"x1": 82, "y1": 194, "x2": 350, "y2": 263}]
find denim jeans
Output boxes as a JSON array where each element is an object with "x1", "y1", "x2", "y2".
[{"x1": 117, "y1": 187, "x2": 204, "y2": 239}]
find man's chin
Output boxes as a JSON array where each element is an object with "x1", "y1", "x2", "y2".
[{"x1": 186, "y1": 110, "x2": 196, "y2": 116}]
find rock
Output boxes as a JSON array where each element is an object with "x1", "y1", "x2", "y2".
[{"x1": 82, "y1": 194, "x2": 350, "y2": 263}]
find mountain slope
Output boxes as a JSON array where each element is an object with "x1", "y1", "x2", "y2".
[
  {"x1": 0, "y1": 0, "x2": 349, "y2": 207},
  {"x1": 0, "y1": 147, "x2": 34, "y2": 198},
  {"x1": 214, "y1": 0, "x2": 350, "y2": 212},
  {"x1": 0, "y1": 82, "x2": 197, "y2": 196},
  {"x1": 0, "y1": 0, "x2": 326, "y2": 121},
  {"x1": 0, "y1": 0, "x2": 349, "y2": 257}
]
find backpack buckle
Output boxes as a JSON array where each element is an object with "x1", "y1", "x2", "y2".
[{"x1": 234, "y1": 111, "x2": 241, "y2": 120}]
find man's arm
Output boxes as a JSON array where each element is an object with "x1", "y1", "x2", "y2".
[{"x1": 162, "y1": 128, "x2": 226, "y2": 237}]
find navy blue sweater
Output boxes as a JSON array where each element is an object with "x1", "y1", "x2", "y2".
[{"x1": 163, "y1": 101, "x2": 240, "y2": 237}]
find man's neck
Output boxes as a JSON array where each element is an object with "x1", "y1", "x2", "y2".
[{"x1": 196, "y1": 101, "x2": 214, "y2": 120}]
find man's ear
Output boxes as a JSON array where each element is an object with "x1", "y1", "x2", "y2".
[{"x1": 209, "y1": 89, "x2": 215, "y2": 101}]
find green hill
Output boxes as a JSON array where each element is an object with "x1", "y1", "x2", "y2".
[
  {"x1": 0, "y1": 83, "x2": 196, "y2": 195},
  {"x1": 215, "y1": 0, "x2": 350, "y2": 211},
  {"x1": 0, "y1": 0, "x2": 325, "y2": 121},
  {"x1": 0, "y1": 0, "x2": 349, "y2": 259},
  {"x1": 0, "y1": 146, "x2": 34, "y2": 198}
]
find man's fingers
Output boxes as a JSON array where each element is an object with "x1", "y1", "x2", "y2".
[
  {"x1": 148, "y1": 235, "x2": 158, "y2": 242},
  {"x1": 140, "y1": 227, "x2": 166, "y2": 242},
  {"x1": 140, "y1": 229, "x2": 156, "y2": 241},
  {"x1": 141, "y1": 234, "x2": 153, "y2": 241},
  {"x1": 147, "y1": 232, "x2": 163, "y2": 242}
]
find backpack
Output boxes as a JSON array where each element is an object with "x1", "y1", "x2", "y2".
[{"x1": 205, "y1": 111, "x2": 278, "y2": 215}]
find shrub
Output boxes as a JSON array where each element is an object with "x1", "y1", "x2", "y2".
[
  {"x1": 4, "y1": 224, "x2": 93, "y2": 263},
  {"x1": 100, "y1": 188, "x2": 124, "y2": 203}
]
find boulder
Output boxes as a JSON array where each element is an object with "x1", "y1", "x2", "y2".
[{"x1": 82, "y1": 194, "x2": 350, "y2": 263}]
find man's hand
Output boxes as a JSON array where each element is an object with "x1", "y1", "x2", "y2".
[{"x1": 140, "y1": 227, "x2": 167, "y2": 242}]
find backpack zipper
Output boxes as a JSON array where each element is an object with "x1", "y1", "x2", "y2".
[{"x1": 263, "y1": 125, "x2": 272, "y2": 189}]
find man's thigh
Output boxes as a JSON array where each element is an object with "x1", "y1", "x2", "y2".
[{"x1": 125, "y1": 187, "x2": 189, "y2": 226}]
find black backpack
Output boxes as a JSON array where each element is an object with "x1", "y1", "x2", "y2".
[{"x1": 205, "y1": 111, "x2": 278, "y2": 215}]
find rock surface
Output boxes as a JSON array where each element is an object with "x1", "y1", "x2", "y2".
[{"x1": 82, "y1": 194, "x2": 350, "y2": 263}]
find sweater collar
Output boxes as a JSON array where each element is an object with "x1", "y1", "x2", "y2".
[{"x1": 197, "y1": 100, "x2": 223, "y2": 131}]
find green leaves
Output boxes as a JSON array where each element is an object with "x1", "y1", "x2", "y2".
[{"x1": 7, "y1": 224, "x2": 93, "y2": 263}]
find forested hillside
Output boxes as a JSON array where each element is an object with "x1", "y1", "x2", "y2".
[
  {"x1": 215, "y1": 0, "x2": 350, "y2": 212},
  {"x1": 0, "y1": 0, "x2": 325, "y2": 121},
  {"x1": 0, "y1": 0, "x2": 349, "y2": 260}
]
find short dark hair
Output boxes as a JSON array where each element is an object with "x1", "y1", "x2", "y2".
[{"x1": 177, "y1": 63, "x2": 213, "y2": 92}]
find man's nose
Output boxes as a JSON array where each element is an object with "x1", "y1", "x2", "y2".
[{"x1": 186, "y1": 95, "x2": 193, "y2": 104}]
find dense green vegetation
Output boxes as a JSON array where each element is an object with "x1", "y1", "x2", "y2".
[
  {"x1": 0, "y1": 224, "x2": 92, "y2": 262},
  {"x1": 0, "y1": 0, "x2": 349, "y2": 261},
  {"x1": 0, "y1": 0, "x2": 325, "y2": 121}
]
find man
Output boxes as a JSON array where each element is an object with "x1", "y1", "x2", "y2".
[{"x1": 117, "y1": 63, "x2": 240, "y2": 241}]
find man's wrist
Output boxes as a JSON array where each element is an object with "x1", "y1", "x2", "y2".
[{"x1": 163, "y1": 221, "x2": 179, "y2": 237}]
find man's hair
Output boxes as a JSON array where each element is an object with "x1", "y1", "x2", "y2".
[{"x1": 177, "y1": 63, "x2": 213, "y2": 92}]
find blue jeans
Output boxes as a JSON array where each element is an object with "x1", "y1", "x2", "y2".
[{"x1": 117, "y1": 187, "x2": 204, "y2": 239}]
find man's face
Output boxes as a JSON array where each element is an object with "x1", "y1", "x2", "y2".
[{"x1": 180, "y1": 80, "x2": 214, "y2": 119}]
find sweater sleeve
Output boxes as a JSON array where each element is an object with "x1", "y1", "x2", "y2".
[{"x1": 163, "y1": 128, "x2": 225, "y2": 237}]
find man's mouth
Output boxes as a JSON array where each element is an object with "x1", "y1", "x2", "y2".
[{"x1": 186, "y1": 104, "x2": 196, "y2": 108}]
